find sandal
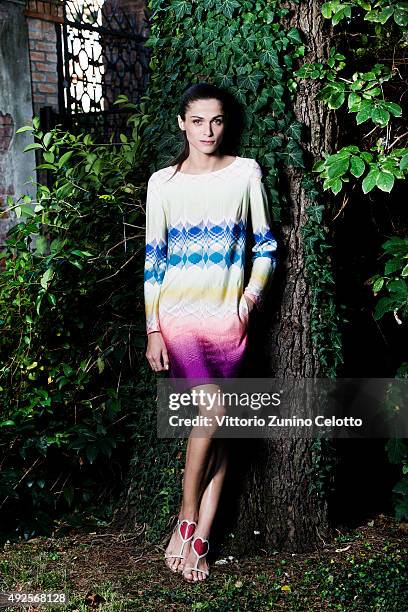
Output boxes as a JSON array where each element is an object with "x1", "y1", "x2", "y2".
[
  {"x1": 184, "y1": 535, "x2": 210, "y2": 580},
  {"x1": 164, "y1": 519, "x2": 197, "y2": 570}
]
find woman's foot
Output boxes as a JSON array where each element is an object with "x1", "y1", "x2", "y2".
[
  {"x1": 164, "y1": 519, "x2": 196, "y2": 573},
  {"x1": 182, "y1": 534, "x2": 210, "y2": 582}
]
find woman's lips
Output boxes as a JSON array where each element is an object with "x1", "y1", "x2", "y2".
[{"x1": 200, "y1": 140, "x2": 215, "y2": 144}]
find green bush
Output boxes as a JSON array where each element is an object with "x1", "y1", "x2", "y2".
[{"x1": 0, "y1": 111, "x2": 151, "y2": 539}]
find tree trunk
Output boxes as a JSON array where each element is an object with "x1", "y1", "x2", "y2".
[
  {"x1": 232, "y1": 0, "x2": 339, "y2": 554},
  {"x1": 114, "y1": 0, "x2": 340, "y2": 554}
]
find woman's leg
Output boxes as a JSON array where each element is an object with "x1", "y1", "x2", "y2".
[
  {"x1": 183, "y1": 439, "x2": 229, "y2": 581},
  {"x1": 165, "y1": 384, "x2": 225, "y2": 572}
]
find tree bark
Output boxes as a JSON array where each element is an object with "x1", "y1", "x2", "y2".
[{"x1": 232, "y1": 0, "x2": 339, "y2": 554}]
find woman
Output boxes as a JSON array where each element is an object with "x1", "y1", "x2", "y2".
[{"x1": 144, "y1": 82, "x2": 277, "y2": 582}]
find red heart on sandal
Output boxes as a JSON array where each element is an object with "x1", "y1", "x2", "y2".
[
  {"x1": 180, "y1": 520, "x2": 196, "y2": 540},
  {"x1": 193, "y1": 537, "x2": 209, "y2": 556}
]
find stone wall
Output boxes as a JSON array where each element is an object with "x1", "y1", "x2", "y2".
[{"x1": 0, "y1": 0, "x2": 37, "y2": 250}]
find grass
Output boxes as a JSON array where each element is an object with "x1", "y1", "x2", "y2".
[{"x1": 0, "y1": 514, "x2": 406, "y2": 611}]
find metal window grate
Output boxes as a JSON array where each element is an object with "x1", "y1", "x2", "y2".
[{"x1": 27, "y1": 0, "x2": 151, "y2": 142}]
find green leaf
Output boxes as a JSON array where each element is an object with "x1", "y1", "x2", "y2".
[
  {"x1": 327, "y1": 157, "x2": 349, "y2": 179},
  {"x1": 50, "y1": 238, "x2": 65, "y2": 253},
  {"x1": 362, "y1": 86, "x2": 381, "y2": 98},
  {"x1": 313, "y1": 160, "x2": 326, "y2": 173},
  {"x1": 342, "y1": 145, "x2": 360, "y2": 154},
  {"x1": 23, "y1": 143, "x2": 44, "y2": 152},
  {"x1": 348, "y1": 93, "x2": 361, "y2": 110},
  {"x1": 373, "y1": 277, "x2": 384, "y2": 293},
  {"x1": 35, "y1": 236, "x2": 48, "y2": 255},
  {"x1": 322, "y1": 2, "x2": 332, "y2": 18},
  {"x1": 350, "y1": 156, "x2": 365, "y2": 178},
  {"x1": 386, "y1": 438, "x2": 408, "y2": 464},
  {"x1": 43, "y1": 151, "x2": 54, "y2": 163},
  {"x1": 382, "y1": 237, "x2": 408, "y2": 255},
  {"x1": 362, "y1": 169, "x2": 380, "y2": 193},
  {"x1": 15, "y1": 125, "x2": 33, "y2": 134},
  {"x1": 376, "y1": 171, "x2": 394, "y2": 192},
  {"x1": 384, "y1": 102, "x2": 402, "y2": 117},
  {"x1": 217, "y1": 0, "x2": 240, "y2": 19},
  {"x1": 282, "y1": 144, "x2": 305, "y2": 168},
  {"x1": 361, "y1": 152, "x2": 373, "y2": 163},
  {"x1": 260, "y1": 49, "x2": 280, "y2": 69},
  {"x1": 170, "y1": 0, "x2": 192, "y2": 19},
  {"x1": 399, "y1": 154, "x2": 408, "y2": 171},
  {"x1": 378, "y1": 6, "x2": 395, "y2": 23},
  {"x1": 71, "y1": 249, "x2": 93, "y2": 257},
  {"x1": 388, "y1": 278, "x2": 408, "y2": 297},
  {"x1": 43, "y1": 132, "x2": 53, "y2": 149},
  {"x1": 385, "y1": 257, "x2": 404, "y2": 275},
  {"x1": 328, "y1": 92, "x2": 345, "y2": 109},
  {"x1": 286, "y1": 121, "x2": 302, "y2": 141},
  {"x1": 253, "y1": 89, "x2": 270, "y2": 111},
  {"x1": 371, "y1": 107, "x2": 390, "y2": 127},
  {"x1": 36, "y1": 163, "x2": 57, "y2": 170},
  {"x1": 237, "y1": 71, "x2": 264, "y2": 93},
  {"x1": 356, "y1": 108, "x2": 372, "y2": 125},
  {"x1": 323, "y1": 177, "x2": 342, "y2": 193},
  {"x1": 287, "y1": 27, "x2": 302, "y2": 44},
  {"x1": 374, "y1": 296, "x2": 396, "y2": 320},
  {"x1": 58, "y1": 151, "x2": 74, "y2": 167},
  {"x1": 331, "y1": 178, "x2": 342, "y2": 194},
  {"x1": 48, "y1": 292, "x2": 57, "y2": 307},
  {"x1": 217, "y1": 74, "x2": 233, "y2": 88},
  {"x1": 394, "y1": 6, "x2": 408, "y2": 26},
  {"x1": 0, "y1": 420, "x2": 16, "y2": 427},
  {"x1": 19, "y1": 204, "x2": 35, "y2": 217},
  {"x1": 40, "y1": 267, "x2": 54, "y2": 290}
]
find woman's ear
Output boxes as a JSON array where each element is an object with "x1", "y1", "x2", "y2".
[{"x1": 177, "y1": 115, "x2": 185, "y2": 131}]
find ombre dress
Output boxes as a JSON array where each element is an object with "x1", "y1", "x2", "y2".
[{"x1": 144, "y1": 156, "x2": 277, "y2": 390}]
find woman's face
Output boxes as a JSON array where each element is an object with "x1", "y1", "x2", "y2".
[{"x1": 177, "y1": 98, "x2": 226, "y2": 155}]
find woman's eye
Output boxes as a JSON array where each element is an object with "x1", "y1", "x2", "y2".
[{"x1": 192, "y1": 119, "x2": 223, "y2": 125}]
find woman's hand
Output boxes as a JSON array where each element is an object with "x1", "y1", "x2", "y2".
[
  {"x1": 243, "y1": 294, "x2": 256, "y2": 314},
  {"x1": 146, "y1": 331, "x2": 170, "y2": 372}
]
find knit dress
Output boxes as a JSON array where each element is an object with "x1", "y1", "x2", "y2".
[{"x1": 144, "y1": 156, "x2": 277, "y2": 389}]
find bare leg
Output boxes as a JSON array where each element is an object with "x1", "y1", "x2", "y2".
[
  {"x1": 165, "y1": 384, "x2": 225, "y2": 572},
  {"x1": 183, "y1": 439, "x2": 229, "y2": 582}
]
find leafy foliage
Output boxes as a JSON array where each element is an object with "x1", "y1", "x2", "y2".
[
  {"x1": 0, "y1": 112, "x2": 151, "y2": 538},
  {"x1": 144, "y1": 0, "x2": 343, "y2": 379},
  {"x1": 368, "y1": 237, "x2": 408, "y2": 322}
]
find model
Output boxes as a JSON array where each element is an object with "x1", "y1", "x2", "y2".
[{"x1": 144, "y1": 82, "x2": 277, "y2": 582}]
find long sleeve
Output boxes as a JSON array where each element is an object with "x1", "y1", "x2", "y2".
[
  {"x1": 144, "y1": 175, "x2": 168, "y2": 334},
  {"x1": 243, "y1": 160, "x2": 278, "y2": 311}
]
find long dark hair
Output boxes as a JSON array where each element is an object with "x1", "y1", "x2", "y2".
[{"x1": 166, "y1": 82, "x2": 242, "y2": 180}]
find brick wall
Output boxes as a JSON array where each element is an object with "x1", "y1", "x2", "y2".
[{"x1": 27, "y1": 17, "x2": 59, "y2": 114}]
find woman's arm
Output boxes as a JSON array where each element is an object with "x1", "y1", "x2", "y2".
[
  {"x1": 144, "y1": 175, "x2": 170, "y2": 372},
  {"x1": 144, "y1": 174, "x2": 168, "y2": 334},
  {"x1": 243, "y1": 160, "x2": 278, "y2": 311}
]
